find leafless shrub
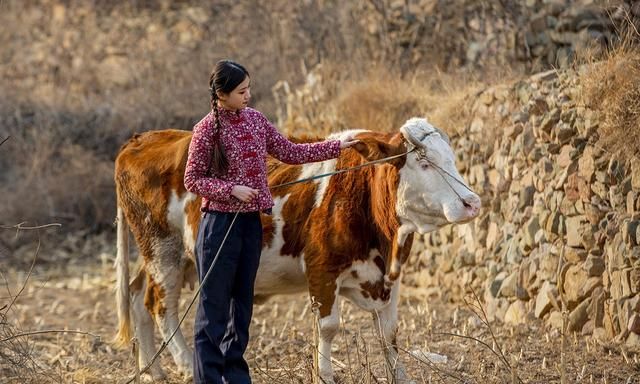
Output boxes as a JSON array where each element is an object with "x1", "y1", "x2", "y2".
[{"x1": 0, "y1": 234, "x2": 55, "y2": 383}]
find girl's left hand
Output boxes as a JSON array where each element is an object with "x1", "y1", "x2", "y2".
[{"x1": 339, "y1": 136, "x2": 360, "y2": 149}]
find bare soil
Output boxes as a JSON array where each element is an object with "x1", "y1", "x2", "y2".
[{"x1": 2, "y1": 260, "x2": 639, "y2": 384}]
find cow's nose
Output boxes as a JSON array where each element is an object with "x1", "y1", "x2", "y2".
[{"x1": 462, "y1": 194, "x2": 481, "y2": 216}]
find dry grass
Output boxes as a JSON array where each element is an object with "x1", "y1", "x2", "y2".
[
  {"x1": 3, "y1": 262, "x2": 639, "y2": 384},
  {"x1": 578, "y1": 17, "x2": 640, "y2": 163},
  {"x1": 580, "y1": 49, "x2": 640, "y2": 162},
  {"x1": 278, "y1": 63, "x2": 485, "y2": 141}
]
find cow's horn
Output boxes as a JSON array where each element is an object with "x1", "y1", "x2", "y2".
[{"x1": 400, "y1": 124, "x2": 430, "y2": 149}]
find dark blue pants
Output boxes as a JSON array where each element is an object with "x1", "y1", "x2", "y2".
[{"x1": 193, "y1": 211, "x2": 262, "y2": 384}]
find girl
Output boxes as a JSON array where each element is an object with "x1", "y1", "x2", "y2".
[{"x1": 184, "y1": 60, "x2": 357, "y2": 384}]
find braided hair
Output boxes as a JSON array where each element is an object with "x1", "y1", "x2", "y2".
[{"x1": 208, "y1": 60, "x2": 250, "y2": 175}]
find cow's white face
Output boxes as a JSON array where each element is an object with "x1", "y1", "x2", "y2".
[{"x1": 396, "y1": 118, "x2": 480, "y2": 234}]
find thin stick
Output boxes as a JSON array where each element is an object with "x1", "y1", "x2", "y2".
[
  {"x1": 0, "y1": 329, "x2": 99, "y2": 343},
  {"x1": 0, "y1": 222, "x2": 62, "y2": 231},
  {"x1": 311, "y1": 296, "x2": 321, "y2": 384},
  {"x1": 4, "y1": 237, "x2": 40, "y2": 315},
  {"x1": 0, "y1": 135, "x2": 9, "y2": 147},
  {"x1": 340, "y1": 310, "x2": 356, "y2": 384},
  {"x1": 132, "y1": 338, "x2": 140, "y2": 384},
  {"x1": 560, "y1": 311, "x2": 567, "y2": 384},
  {"x1": 463, "y1": 288, "x2": 514, "y2": 371}
]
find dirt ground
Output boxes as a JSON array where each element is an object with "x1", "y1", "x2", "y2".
[{"x1": 1, "y1": 258, "x2": 639, "y2": 384}]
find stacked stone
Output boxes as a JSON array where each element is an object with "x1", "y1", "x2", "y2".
[
  {"x1": 355, "y1": 0, "x2": 640, "y2": 72},
  {"x1": 406, "y1": 67, "x2": 640, "y2": 347},
  {"x1": 519, "y1": 0, "x2": 640, "y2": 69}
]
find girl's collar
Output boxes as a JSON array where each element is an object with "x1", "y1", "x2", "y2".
[
  {"x1": 216, "y1": 102, "x2": 245, "y2": 116},
  {"x1": 210, "y1": 105, "x2": 244, "y2": 123}
]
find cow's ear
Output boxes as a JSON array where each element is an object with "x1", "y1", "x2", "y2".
[{"x1": 351, "y1": 133, "x2": 407, "y2": 164}]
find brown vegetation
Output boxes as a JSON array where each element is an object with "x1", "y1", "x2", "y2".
[{"x1": 579, "y1": 38, "x2": 640, "y2": 163}]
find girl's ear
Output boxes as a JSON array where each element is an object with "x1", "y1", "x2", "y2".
[{"x1": 216, "y1": 90, "x2": 226, "y2": 101}]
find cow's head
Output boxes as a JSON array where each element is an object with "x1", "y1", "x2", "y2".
[
  {"x1": 397, "y1": 117, "x2": 481, "y2": 231},
  {"x1": 352, "y1": 117, "x2": 481, "y2": 236}
]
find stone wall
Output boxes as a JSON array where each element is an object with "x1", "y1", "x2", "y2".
[
  {"x1": 355, "y1": 0, "x2": 640, "y2": 72},
  {"x1": 405, "y1": 66, "x2": 640, "y2": 347}
]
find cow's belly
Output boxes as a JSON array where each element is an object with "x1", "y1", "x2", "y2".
[{"x1": 254, "y1": 248, "x2": 307, "y2": 295}]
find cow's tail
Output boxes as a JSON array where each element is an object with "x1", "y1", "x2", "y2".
[{"x1": 114, "y1": 203, "x2": 132, "y2": 346}]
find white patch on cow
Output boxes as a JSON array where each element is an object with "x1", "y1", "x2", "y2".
[
  {"x1": 339, "y1": 249, "x2": 390, "y2": 312},
  {"x1": 327, "y1": 129, "x2": 370, "y2": 141},
  {"x1": 130, "y1": 278, "x2": 167, "y2": 379},
  {"x1": 299, "y1": 252, "x2": 307, "y2": 275},
  {"x1": 374, "y1": 278, "x2": 400, "y2": 345},
  {"x1": 167, "y1": 191, "x2": 198, "y2": 254},
  {"x1": 397, "y1": 223, "x2": 416, "y2": 246},
  {"x1": 297, "y1": 129, "x2": 370, "y2": 208},
  {"x1": 318, "y1": 289, "x2": 341, "y2": 383},
  {"x1": 341, "y1": 249, "x2": 384, "y2": 287},
  {"x1": 297, "y1": 158, "x2": 336, "y2": 208},
  {"x1": 255, "y1": 194, "x2": 307, "y2": 296},
  {"x1": 373, "y1": 280, "x2": 412, "y2": 383}
]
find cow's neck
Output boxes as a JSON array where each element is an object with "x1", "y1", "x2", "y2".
[
  {"x1": 369, "y1": 163, "x2": 401, "y2": 241},
  {"x1": 368, "y1": 163, "x2": 412, "y2": 281}
]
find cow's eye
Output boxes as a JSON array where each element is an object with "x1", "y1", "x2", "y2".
[{"x1": 419, "y1": 160, "x2": 430, "y2": 169}]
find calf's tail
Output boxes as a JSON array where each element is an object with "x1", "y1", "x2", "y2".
[{"x1": 114, "y1": 204, "x2": 132, "y2": 346}]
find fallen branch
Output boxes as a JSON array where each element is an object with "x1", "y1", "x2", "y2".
[{"x1": 0, "y1": 135, "x2": 9, "y2": 147}]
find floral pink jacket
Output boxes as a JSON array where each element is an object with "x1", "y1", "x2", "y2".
[{"x1": 184, "y1": 107, "x2": 341, "y2": 213}]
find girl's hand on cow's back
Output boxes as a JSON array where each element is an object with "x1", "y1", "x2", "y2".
[{"x1": 231, "y1": 185, "x2": 259, "y2": 202}]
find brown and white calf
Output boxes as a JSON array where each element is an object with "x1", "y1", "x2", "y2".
[{"x1": 113, "y1": 118, "x2": 481, "y2": 383}]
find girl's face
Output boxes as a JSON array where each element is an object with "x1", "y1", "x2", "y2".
[{"x1": 218, "y1": 76, "x2": 251, "y2": 111}]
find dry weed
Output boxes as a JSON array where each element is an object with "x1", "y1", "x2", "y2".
[
  {"x1": 277, "y1": 63, "x2": 485, "y2": 141},
  {"x1": 578, "y1": 15, "x2": 640, "y2": 163}
]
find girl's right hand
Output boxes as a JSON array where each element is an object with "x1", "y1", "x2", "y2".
[{"x1": 231, "y1": 185, "x2": 259, "y2": 202}]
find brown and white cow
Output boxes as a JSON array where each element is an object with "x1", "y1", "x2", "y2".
[{"x1": 113, "y1": 117, "x2": 481, "y2": 383}]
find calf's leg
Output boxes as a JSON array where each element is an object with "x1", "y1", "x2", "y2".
[
  {"x1": 144, "y1": 241, "x2": 193, "y2": 376},
  {"x1": 130, "y1": 270, "x2": 166, "y2": 379}
]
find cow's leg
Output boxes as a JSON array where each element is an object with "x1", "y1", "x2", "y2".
[
  {"x1": 371, "y1": 279, "x2": 413, "y2": 384},
  {"x1": 309, "y1": 278, "x2": 340, "y2": 384},
  {"x1": 145, "y1": 250, "x2": 193, "y2": 376},
  {"x1": 130, "y1": 270, "x2": 166, "y2": 379}
]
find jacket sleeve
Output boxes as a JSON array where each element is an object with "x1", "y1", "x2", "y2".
[
  {"x1": 263, "y1": 115, "x2": 341, "y2": 164},
  {"x1": 184, "y1": 119, "x2": 235, "y2": 202}
]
